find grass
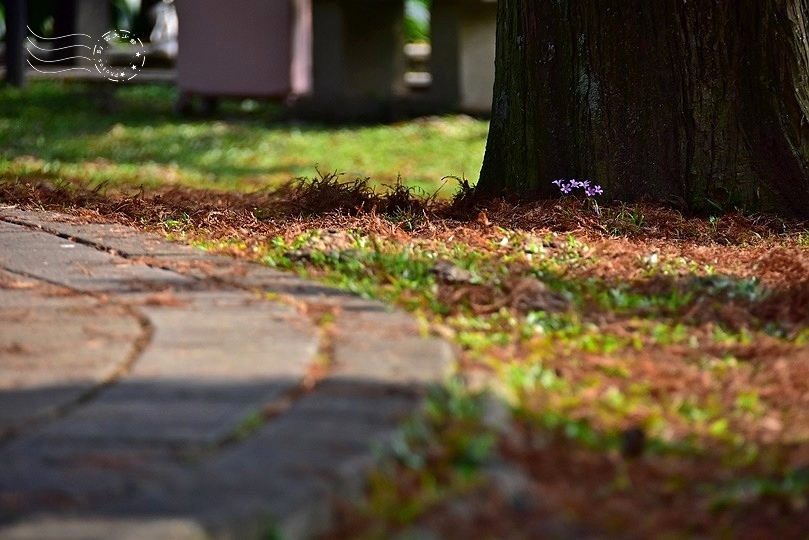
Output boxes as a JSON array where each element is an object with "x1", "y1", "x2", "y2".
[{"x1": 0, "y1": 80, "x2": 487, "y2": 196}]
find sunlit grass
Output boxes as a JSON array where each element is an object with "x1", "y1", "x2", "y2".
[{"x1": 0, "y1": 80, "x2": 488, "y2": 196}]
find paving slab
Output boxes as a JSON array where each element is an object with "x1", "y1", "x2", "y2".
[
  {"x1": 0, "y1": 206, "x2": 455, "y2": 539},
  {"x1": 0, "y1": 223, "x2": 196, "y2": 293},
  {"x1": 0, "y1": 517, "x2": 208, "y2": 540},
  {"x1": 0, "y1": 208, "x2": 200, "y2": 258},
  {"x1": 0, "y1": 271, "x2": 144, "y2": 437}
]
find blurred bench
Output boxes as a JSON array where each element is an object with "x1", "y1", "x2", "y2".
[{"x1": 175, "y1": 0, "x2": 496, "y2": 119}]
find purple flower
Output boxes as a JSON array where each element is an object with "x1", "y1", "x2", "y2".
[
  {"x1": 552, "y1": 178, "x2": 603, "y2": 198},
  {"x1": 585, "y1": 185, "x2": 603, "y2": 197}
]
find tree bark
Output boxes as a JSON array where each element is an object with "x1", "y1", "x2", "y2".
[{"x1": 477, "y1": 0, "x2": 809, "y2": 218}]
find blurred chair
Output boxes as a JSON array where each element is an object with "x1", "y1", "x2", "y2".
[{"x1": 175, "y1": 0, "x2": 311, "y2": 113}]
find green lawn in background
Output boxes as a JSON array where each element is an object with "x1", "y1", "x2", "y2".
[{"x1": 0, "y1": 81, "x2": 488, "y2": 197}]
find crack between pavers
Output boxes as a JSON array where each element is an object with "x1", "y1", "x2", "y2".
[
  {"x1": 2, "y1": 217, "x2": 262, "y2": 296},
  {"x1": 0, "y1": 215, "x2": 206, "y2": 278},
  {"x1": 1, "y1": 216, "x2": 94, "y2": 245},
  {"x1": 0, "y1": 303, "x2": 154, "y2": 447},
  {"x1": 0, "y1": 215, "x2": 206, "y2": 289},
  {"x1": 0, "y1": 216, "x2": 129, "y2": 256},
  {"x1": 209, "y1": 306, "x2": 338, "y2": 454}
]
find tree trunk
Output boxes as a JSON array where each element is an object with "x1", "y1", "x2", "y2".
[{"x1": 477, "y1": 0, "x2": 809, "y2": 218}]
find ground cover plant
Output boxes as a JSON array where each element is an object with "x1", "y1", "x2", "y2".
[
  {"x1": 2, "y1": 173, "x2": 809, "y2": 539},
  {"x1": 0, "y1": 80, "x2": 486, "y2": 196}
]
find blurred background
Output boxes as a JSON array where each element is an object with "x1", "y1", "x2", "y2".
[{"x1": 0, "y1": 0, "x2": 494, "y2": 197}]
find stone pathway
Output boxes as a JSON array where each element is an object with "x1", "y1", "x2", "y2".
[{"x1": 0, "y1": 207, "x2": 453, "y2": 539}]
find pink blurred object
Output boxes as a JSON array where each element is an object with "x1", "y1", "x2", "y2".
[{"x1": 175, "y1": 0, "x2": 311, "y2": 99}]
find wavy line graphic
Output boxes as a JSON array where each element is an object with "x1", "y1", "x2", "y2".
[
  {"x1": 28, "y1": 52, "x2": 93, "y2": 64},
  {"x1": 27, "y1": 26, "x2": 92, "y2": 41},
  {"x1": 26, "y1": 59, "x2": 92, "y2": 74},
  {"x1": 27, "y1": 37, "x2": 92, "y2": 53},
  {"x1": 25, "y1": 25, "x2": 94, "y2": 74}
]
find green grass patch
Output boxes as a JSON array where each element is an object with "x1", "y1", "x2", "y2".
[{"x1": 0, "y1": 80, "x2": 487, "y2": 196}]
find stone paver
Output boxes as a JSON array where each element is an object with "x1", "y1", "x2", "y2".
[{"x1": 0, "y1": 207, "x2": 453, "y2": 539}]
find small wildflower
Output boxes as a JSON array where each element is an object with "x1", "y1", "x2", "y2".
[
  {"x1": 585, "y1": 185, "x2": 603, "y2": 197},
  {"x1": 552, "y1": 178, "x2": 602, "y2": 198},
  {"x1": 552, "y1": 178, "x2": 603, "y2": 216}
]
